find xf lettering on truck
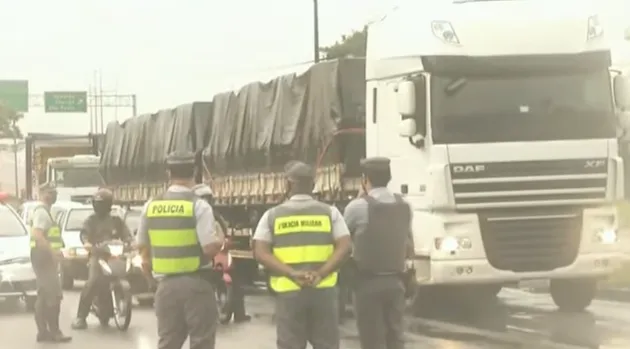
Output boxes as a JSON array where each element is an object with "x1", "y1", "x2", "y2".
[
  {"x1": 585, "y1": 160, "x2": 606, "y2": 168},
  {"x1": 452, "y1": 165, "x2": 486, "y2": 173}
]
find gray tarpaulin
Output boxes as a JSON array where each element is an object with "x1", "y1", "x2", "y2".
[{"x1": 100, "y1": 58, "x2": 366, "y2": 185}]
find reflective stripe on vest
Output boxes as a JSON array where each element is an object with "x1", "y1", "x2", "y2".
[
  {"x1": 146, "y1": 191, "x2": 203, "y2": 275},
  {"x1": 269, "y1": 201, "x2": 337, "y2": 293},
  {"x1": 29, "y1": 205, "x2": 63, "y2": 250}
]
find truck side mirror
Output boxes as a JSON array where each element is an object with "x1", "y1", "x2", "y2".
[
  {"x1": 396, "y1": 81, "x2": 416, "y2": 116},
  {"x1": 398, "y1": 119, "x2": 417, "y2": 137},
  {"x1": 614, "y1": 75, "x2": 630, "y2": 109}
]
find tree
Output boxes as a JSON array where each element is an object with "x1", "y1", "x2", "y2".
[
  {"x1": 320, "y1": 26, "x2": 367, "y2": 60},
  {"x1": 0, "y1": 104, "x2": 23, "y2": 139}
]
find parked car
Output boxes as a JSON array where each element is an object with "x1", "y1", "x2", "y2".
[
  {"x1": 0, "y1": 194, "x2": 37, "y2": 310},
  {"x1": 57, "y1": 205, "x2": 94, "y2": 289}
]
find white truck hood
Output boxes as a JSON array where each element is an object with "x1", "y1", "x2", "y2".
[{"x1": 446, "y1": 139, "x2": 611, "y2": 164}]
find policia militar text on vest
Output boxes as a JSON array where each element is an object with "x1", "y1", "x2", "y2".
[{"x1": 268, "y1": 202, "x2": 337, "y2": 293}]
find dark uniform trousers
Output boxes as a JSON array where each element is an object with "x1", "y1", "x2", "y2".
[
  {"x1": 352, "y1": 193, "x2": 410, "y2": 349},
  {"x1": 155, "y1": 274, "x2": 218, "y2": 349},
  {"x1": 31, "y1": 249, "x2": 63, "y2": 335},
  {"x1": 354, "y1": 275, "x2": 405, "y2": 349}
]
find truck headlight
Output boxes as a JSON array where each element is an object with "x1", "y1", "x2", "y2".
[
  {"x1": 434, "y1": 236, "x2": 472, "y2": 252},
  {"x1": 431, "y1": 21, "x2": 460, "y2": 45},
  {"x1": 596, "y1": 229, "x2": 617, "y2": 244},
  {"x1": 587, "y1": 15, "x2": 603, "y2": 40}
]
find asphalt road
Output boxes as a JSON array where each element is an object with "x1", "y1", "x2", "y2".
[{"x1": 2, "y1": 286, "x2": 630, "y2": 349}]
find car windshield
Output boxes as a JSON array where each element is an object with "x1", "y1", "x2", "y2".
[
  {"x1": 0, "y1": 205, "x2": 28, "y2": 237},
  {"x1": 430, "y1": 69, "x2": 616, "y2": 143},
  {"x1": 124, "y1": 211, "x2": 141, "y2": 233},
  {"x1": 64, "y1": 208, "x2": 94, "y2": 231}
]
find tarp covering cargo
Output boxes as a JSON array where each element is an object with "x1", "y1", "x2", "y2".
[{"x1": 100, "y1": 58, "x2": 365, "y2": 186}]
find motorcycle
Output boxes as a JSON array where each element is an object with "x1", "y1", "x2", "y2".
[
  {"x1": 89, "y1": 240, "x2": 133, "y2": 331},
  {"x1": 213, "y1": 237, "x2": 234, "y2": 324}
]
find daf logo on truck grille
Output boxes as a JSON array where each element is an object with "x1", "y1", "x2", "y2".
[
  {"x1": 584, "y1": 160, "x2": 605, "y2": 168},
  {"x1": 452, "y1": 164, "x2": 485, "y2": 173}
]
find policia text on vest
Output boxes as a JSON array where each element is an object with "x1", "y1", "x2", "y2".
[{"x1": 146, "y1": 196, "x2": 205, "y2": 275}]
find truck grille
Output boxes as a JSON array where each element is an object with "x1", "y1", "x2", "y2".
[
  {"x1": 450, "y1": 159, "x2": 608, "y2": 210},
  {"x1": 479, "y1": 209, "x2": 582, "y2": 272}
]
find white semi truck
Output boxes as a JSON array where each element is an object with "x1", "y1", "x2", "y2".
[
  {"x1": 99, "y1": 1, "x2": 630, "y2": 312},
  {"x1": 368, "y1": 1, "x2": 630, "y2": 311},
  {"x1": 46, "y1": 155, "x2": 103, "y2": 203}
]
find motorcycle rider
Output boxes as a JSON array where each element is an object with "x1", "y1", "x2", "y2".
[
  {"x1": 192, "y1": 183, "x2": 251, "y2": 323},
  {"x1": 72, "y1": 188, "x2": 133, "y2": 330}
]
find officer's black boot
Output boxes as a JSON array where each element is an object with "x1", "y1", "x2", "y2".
[{"x1": 48, "y1": 303, "x2": 72, "y2": 342}]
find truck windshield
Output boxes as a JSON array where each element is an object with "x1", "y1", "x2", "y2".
[
  {"x1": 430, "y1": 70, "x2": 616, "y2": 143},
  {"x1": 53, "y1": 167, "x2": 103, "y2": 188}
]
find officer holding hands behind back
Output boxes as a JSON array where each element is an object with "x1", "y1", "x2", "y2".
[
  {"x1": 253, "y1": 161, "x2": 352, "y2": 349},
  {"x1": 136, "y1": 151, "x2": 224, "y2": 349},
  {"x1": 343, "y1": 157, "x2": 415, "y2": 349}
]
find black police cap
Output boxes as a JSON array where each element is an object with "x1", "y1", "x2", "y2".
[
  {"x1": 166, "y1": 151, "x2": 195, "y2": 166},
  {"x1": 360, "y1": 157, "x2": 391, "y2": 172},
  {"x1": 284, "y1": 161, "x2": 315, "y2": 182}
]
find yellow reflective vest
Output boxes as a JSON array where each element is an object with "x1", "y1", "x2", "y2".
[
  {"x1": 268, "y1": 200, "x2": 337, "y2": 293},
  {"x1": 146, "y1": 191, "x2": 204, "y2": 275},
  {"x1": 29, "y1": 205, "x2": 63, "y2": 250}
]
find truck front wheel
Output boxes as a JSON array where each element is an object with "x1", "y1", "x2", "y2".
[{"x1": 550, "y1": 278, "x2": 597, "y2": 312}]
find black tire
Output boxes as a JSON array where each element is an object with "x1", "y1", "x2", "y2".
[
  {"x1": 61, "y1": 270, "x2": 74, "y2": 290},
  {"x1": 113, "y1": 281, "x2": 133, "y2": 331},
  {"x1": 216, "y1": 282, "x2": 234, "y2": 324},
  {"x1": 24, "y1": 296, "x2": 37, "y2": 312},
  {"x1": 550, "y1": 278, "x2": 597, "y2": 312}
]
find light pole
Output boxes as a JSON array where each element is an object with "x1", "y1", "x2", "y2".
[
  {"x1": 11, "y1": 119, "x2": 19, "y2": 197},
  {"x1": 313, "y1": 0, "x2": 320, "y2": 63}
]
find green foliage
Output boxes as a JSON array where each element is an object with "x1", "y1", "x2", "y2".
[
  {"x1": 0, "y1": 103, "x2": 23, "y2": 139},
  {"x1": 320, "y1": 27, "x2": 367, "y2": 60}
]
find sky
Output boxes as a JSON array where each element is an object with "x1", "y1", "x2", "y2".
[
  {"x1": 0, "y1": 0, "x2": 393, "y2": 135},
  {"x1": 0, "y1": 0, "x2": 628, "y2": 136}
]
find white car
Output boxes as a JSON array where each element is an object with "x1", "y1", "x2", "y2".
[{"x1": 0, "y1": 201, "x2": 37, "y2": 310}]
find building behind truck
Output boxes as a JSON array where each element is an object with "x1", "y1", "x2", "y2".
[{"x1": 99, "y1": 1, "x2": 630, "y2": 312}]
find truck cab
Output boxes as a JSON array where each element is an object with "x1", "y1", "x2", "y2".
[
  {"x1": 366, "y1": 1, "x2": 629, "y2": 311},
  {"x1": 46, "y1": 155, "x2": 103, "y2": 203}
]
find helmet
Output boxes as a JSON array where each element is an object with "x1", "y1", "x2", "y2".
[{"x1": 92, "y1": 188, "x2": 113, "y2": 213}]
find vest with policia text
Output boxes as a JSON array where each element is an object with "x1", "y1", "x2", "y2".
[
  {"x1": 146, "y1": 190, "x2": 206, "y2": 275},
  {"x1": 29, "y1": 205, "x2": 63, "y2": 251},
  {"x1": 268, "y1": 199, "x2": 337, "y2": 293}
]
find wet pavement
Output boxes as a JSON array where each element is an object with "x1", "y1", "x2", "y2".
[{"x1": 1, "y1": 286, "x2": 630, "y2": 349}]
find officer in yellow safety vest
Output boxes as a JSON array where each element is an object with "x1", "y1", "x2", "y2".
[
  {"x1": 29, "y1": 183, "x2": 71, "y2": 343},
  {"x1": 253, "y1": 161, "x2": 352, "y2": 349},
  {"x1": 136, "y1": 151, "x2": 224, "y2": 349}
]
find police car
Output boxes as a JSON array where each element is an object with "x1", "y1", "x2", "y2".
[{"x1": 0, "y1": 193, "x2": 37, "y2": 310}]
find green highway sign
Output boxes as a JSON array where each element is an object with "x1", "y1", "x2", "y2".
[
  {"x1": 44, "y1": 91, "x2": 88, "y2": 113},
  {"x1": 0, "y1": 80, "x2": 29, "y2": 112}
]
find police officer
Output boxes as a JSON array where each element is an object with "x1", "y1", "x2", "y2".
[
  {"x1": 192, "y1": 183, "x2": 251, "y2": 323},
  {"x1": 253, "y1": 161, "x2": 352, "y2": 349},
  {"x1": 343, "y1": 157, "x2": 414, "y2": 349},
  {"x1": 72, "y1": 188, "x2": 133, "y2": 329},
  {"x1": 30, "y1": 183, "x2": 72, "y2": 343},
  {"x1": 136, "y1": 151, "x2": 224, "y2": 349}
]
